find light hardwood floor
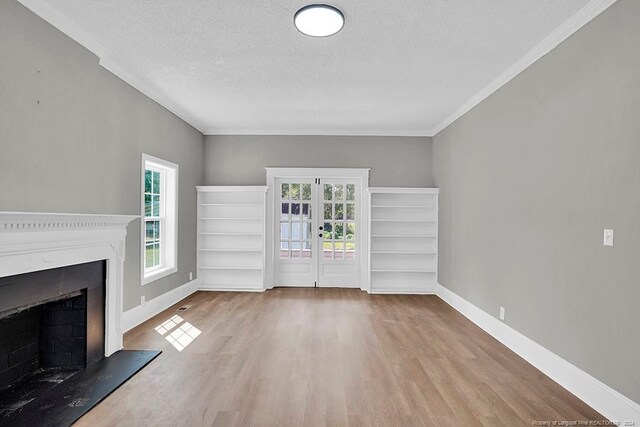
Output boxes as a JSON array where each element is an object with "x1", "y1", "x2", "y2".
[{"x1": 77, "y1": 289, "x2": 605, "y2": 426}]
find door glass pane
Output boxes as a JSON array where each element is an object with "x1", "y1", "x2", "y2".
[
  {"x1": 302, "y1": 223, "x2": 312, "y2": 240},
  {"x1": 280, "y1": 241, "x2": 290, "y2": 259},
  {"x1": 346, "y1": 240, "x2": 355, "y2": 259},
  {"x1": 334, "y1": 242, "x2": 344, "y2": 259},
  {"x1": 302, "y1": 184, "x2": 311, "y2": 200},
  {"x1": 324, "y1": 204, "x2": 332, "y2": 220},
  {"x1": 281, "y1": 183, "x2": 290, "y2": 199},
  {"x1": 334, "y1": 222, "x2": 344, "y2": 240},
  {"x1": 346, "y1": 222, "x2": 356, "y2": 239},
  {"x1": 323, "y1": 222, "x2": 332, "y2": 239},
  {"x1": 302, "y1": 241, "x2": 312, "y2": 258},
  {"x1": 324, "y1": 184, "x2": 332, "y2": 201},
  {"x1": 346, "y1": 204, "x2": 355, "y2": 220},
  {"x1": 323, "y1": 241, "x2": 333, "y2": 259},
  {"x1": 291, "y1": 203, "x2": 301, "y2": 220},
  {"x1": 281, "y1": 203, "x2": 289, "y2": 220},
  {"x1": 334, "y1": 184, "x2": 344, "y2": 201},
  {"x1": 334, "y1": 204, "x2": 344, "y2": 220},
  {"x1": 280, "y1": 222, "x2": 290, "y2": 239},
  {"x1": 280, "y1": 181, "x2": 313, "y2": 262},
  {"x1": 290, "y1": 183, "x2": 300, "y2": 200},
  {"x1": 291, "y1": 241, "x2": 301, "y2": 258},
  {"x1": 346, "y1": 184, "x2": 355, "y2": 201},
  {"x1": 292, "y1": 223, "x2": 301, "y2": 240}
]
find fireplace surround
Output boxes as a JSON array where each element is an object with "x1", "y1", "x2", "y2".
[
  {"x1": 0, "y1": 212, "x2": 144, "y2": 421},
  {"x1": 0, "y1": 212, "x2": 138, "y2": 357}
]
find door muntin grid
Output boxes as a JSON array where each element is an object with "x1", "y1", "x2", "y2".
[
  {"x1": 279, "y1": 182, "x2": 313, "y2": 259},
  {"x1": 322, "y1": 182, "x2": 356, "y2": 260}
]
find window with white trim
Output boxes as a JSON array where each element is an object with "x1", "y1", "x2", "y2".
[{"x1": 142, "y1": 154, "x2": 178, "y2": 285}]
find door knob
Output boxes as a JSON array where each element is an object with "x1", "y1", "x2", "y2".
[
  {"x1": 319, "y1": 226, "x2": 323, "y2": 230},
  {"x1": 319, "y1": 233, "x2": 323, "y2": 238}
]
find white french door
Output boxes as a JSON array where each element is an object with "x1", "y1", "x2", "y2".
[{"x1": 274, "y1": 177, "x2": 361, "y2": 288}]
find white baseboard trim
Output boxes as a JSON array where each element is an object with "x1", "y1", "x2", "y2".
[
  {"x1": 368, "y1": 289, "x2": 436, "y2": 295},
  {"x1": 198, "y1": 285, "x2": 265, "y2": 292},
  {"x1": 122, "y1": 278, "x2": 200, "y2": 332},
  {"x1": 436, "y1": 283, "x2": 640, "y2": 424}
]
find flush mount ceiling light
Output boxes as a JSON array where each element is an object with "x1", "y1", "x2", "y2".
[{"x1": 294, "y1": 4, "x2": 344, "y2": 37}]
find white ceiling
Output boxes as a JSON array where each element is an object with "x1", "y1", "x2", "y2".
[{"x1": 21, "y1": 0, "x2": 614, "y2": 136}]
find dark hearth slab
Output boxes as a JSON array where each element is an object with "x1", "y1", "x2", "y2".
[{"x1": 1, "y1": 350, "x2": 161, "y2": 427}]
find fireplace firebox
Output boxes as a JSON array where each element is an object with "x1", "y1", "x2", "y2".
[{"x1": 0, "y1": 261, "x2": 105, "y2": 417}]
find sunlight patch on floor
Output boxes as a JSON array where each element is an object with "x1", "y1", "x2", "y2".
[
  {"x1": 165, "y1": 322, "x2": 202, "y2": 352},
  {"x1": 154, "y1": 314, "x2": 184, "y2": 335}
]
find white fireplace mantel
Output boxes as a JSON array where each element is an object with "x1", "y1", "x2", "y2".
[{"x1": 0, "y1": 212, "x2": 139, "y2": 356}]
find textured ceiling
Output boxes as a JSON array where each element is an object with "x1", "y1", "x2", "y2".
[{"x1": 30, "y1": 0, "x2": 595, "y2": 135}]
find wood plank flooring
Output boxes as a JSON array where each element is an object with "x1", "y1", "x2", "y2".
[{"x1": 77, "y1": 289, "x2": 605, "y2": 426}]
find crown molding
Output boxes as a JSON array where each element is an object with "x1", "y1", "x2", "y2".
[
  {"x1": 430, "y1": 0, "x2": 618, "y2": 137},
  {"x1": 203, "y1": 129, "x2": 434, "y2": 137},
  {"x1": 17, "y1": 0, "x2": 206, "y2": 134}
]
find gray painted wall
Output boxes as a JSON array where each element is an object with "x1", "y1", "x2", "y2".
[
  {"x1": 0, "y1": 0, "x2": 204, "y2": 311},
  {"x1": 204, "y1": 135, "x2": 433, "y2": 187},
  {"x1": 434, "y1": 0, "x2": 640, "y2": 403}
]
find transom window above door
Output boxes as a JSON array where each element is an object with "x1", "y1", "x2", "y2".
[{"x1": 280, "y1": 182, "x2": 312, "y2": 259}]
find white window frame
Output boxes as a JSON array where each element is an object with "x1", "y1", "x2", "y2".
[{"x1": 141, "y1": 154, "x2": 179, "y2": 285}]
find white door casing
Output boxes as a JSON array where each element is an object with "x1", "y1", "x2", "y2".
[{"x1": 266, "y1": 168, "x2": 370, "y2": 290}]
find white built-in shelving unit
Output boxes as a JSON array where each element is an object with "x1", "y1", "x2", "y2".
[
  {"x1": 367, "y1": 187, "x2": 439, "y2": 294},
  {"x1": 196, "y1": 186, "x2": 268, "y2": 291}
]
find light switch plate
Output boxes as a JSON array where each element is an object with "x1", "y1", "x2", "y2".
[{"x1": 603, "y1": 229, "x2": 614, "y2": 247}]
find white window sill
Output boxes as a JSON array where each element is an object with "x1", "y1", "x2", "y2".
[{"x1": 142, "y1": 266, "x2": 177, "y2": 286}]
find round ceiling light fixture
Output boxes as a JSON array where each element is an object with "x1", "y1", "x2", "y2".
[{"x1": 294, "y1": 4, "x2": 344, "y2": 37}]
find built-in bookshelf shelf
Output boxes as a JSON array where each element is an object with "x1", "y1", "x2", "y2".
[
  {"x1": 197, "y1": 186, "x2": 268, "y2": 292},
  {"x1": 368, "y1": 187, "x2": 438, "y2": 294}
]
